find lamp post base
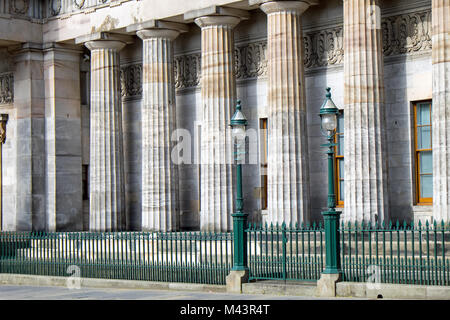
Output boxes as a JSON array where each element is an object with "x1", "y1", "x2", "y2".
[
  {"x1": 315, "y1": 273, "x2": 342, "y2": 297},
  {"x1": 226, "y1": 269, "x2": 249, "y2": 293}
]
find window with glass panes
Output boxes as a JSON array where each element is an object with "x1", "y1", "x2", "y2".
[
  {"x1": 335, "y1": 112, "x2": 344, "y2": 206},
  {"x1": 414, "y1": 101, "x2": 433, "y2": 204},
  {"x1": 260, "y1": 118, "x2": 268, "y2": 210}
]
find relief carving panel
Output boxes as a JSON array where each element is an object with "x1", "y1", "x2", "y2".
[
  {"x1": 120, "y1": 9, "x2": 432, "y2": 97},
  {"x1": 0, "y1": 73, "x2": 13, "y2": 105}
]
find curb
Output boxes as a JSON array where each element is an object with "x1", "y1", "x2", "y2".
[
  {"x1": 242, "y1": 281, "x2": 317, "y2": 296},
  {"x1": 0, "y1": 273, "x2": 227, "y2": 293},
  {"x1": 336, "y1": 281, "x2": 450, "y2": 300}
]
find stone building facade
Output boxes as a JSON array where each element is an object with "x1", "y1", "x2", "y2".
[{"x1": 0, "y1": 0, "x2": 448, "y2": 231}]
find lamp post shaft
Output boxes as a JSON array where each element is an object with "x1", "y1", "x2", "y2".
[
  {"x1": 327, "y1": 135, "x2": 336, "y2": 209},
  {"x1": 232, "y1": 161, "x2": 248, "y2": 271},
  {"x1": 322, "y1": 134, "x2": 341, "y2": 274}
]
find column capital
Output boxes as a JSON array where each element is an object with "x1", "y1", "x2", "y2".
[
  {"x1": 75, "y1": 32, "x2": 133, "y2": 49},
  {"x1": 136, "y1": 29, "x2": 180, "y2": 41},
  {"x1": 127, "y1": 20, "x2": 189, "y2": 35},
  {"x1": 260, "y1": 1, "x2": 316, "y2": 15},
  {"x1": 194, "y1": 15, "x2": 241, "y2": 28},
  {"x1": 84, "y1": 40, "x2": 126, "y2": 52}
]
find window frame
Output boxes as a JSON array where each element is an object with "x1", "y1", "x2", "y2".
[
  {"x1": 260, "y1": 118, "x2": 268, "y2": 210},
  {"x1": 334, "y1": 111, "x2": 344, "y2": 207},
  {"x1": 413, "y1": 100, "x2": 433, "y2": 205}
]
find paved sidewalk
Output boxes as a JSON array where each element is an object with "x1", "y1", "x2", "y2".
[{"x1": 0, "y1": 284, "x2": 360, "y2": 300}]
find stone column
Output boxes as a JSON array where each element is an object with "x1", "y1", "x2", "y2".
[
  {"x1": 13, "y1": 43, "x2": 46, "y2": 231},
  {"x1": 84, "y1": 40, "x2": 126, "y2": 231},
  {"x1": 260, "y1": 1, "x2": 312, "y2": 225},
  {"x1": 43, "y1": 44, "x2": 83, "y2": 231},
  {"x1": 432, "y1": 0, "x2": 450, "y2": 221},
  {"x1": 136, "y1": 27, "x2": 181, "y2": 231},
  {"x1": 343, "y1": 0, "x2": 389, "y2": 223},
  {"x1": 195, "y1": 15, "x2": 241, "y2": 231}
]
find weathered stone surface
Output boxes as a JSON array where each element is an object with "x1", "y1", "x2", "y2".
[
  {"x1": 195, "y1": 15, "x2": 241, "y2": 231},
  {"x1": 12, "y1": 44, "x2": 46, "y2": 231},
  {"x1": 226, "y1": 269, "x2": 249, "y2": 293},
  {"x1": 343, "y1": 0, "x2": 389, "y2": 223},
  {"x1": 432, "y1": 0, "x2": 450, "y2": 221},
  {"x1": 44, "y1": 44, "x2": 83, "y2": 231},
  {"x1": 260, "y1": 1, "x2": 311, "y2": 225},
  {"x1": 137, "y1": 28, "x2": 180, "y2": 231},
  {"x1": 315, "y1": 273, "x2": 341, "y2": 297},
  {"x1": 84, "y1": 40, "x2": 126, "y2": 231}
]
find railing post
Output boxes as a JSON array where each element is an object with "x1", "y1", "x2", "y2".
[{"x1": 322, "y1": 211, "x2": 341, "y2": 274}]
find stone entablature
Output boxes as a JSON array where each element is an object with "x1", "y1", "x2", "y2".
[
  {"x1": 47, "y1": 0, "x2": 130, "y2": 17},
  {"x1": 0, "y1": 0, "x2": 42, "y2": 19},
  {"x1": 119, "y1": 8, "x2": 432, "y2": 98},
  {"x1": 0, "y1": 72, "x2": 13, "y2": 105}
]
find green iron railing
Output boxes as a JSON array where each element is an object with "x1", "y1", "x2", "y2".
[
  {"x1": 0, "y1": 231, "x2": 233, "y2": 285},
  {"x1": 2, "y1": 219, "x2": 450, "y2": 287},
  {"x1": 340, "y1": 220, "x2": 450, "y2": 286},
  {"x1": 246, "y1": 222, "x2": 324, "y2": 281}
]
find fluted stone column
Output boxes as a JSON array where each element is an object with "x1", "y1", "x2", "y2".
[
  {"x1": 195, "y1": 15, "x2": 241, "y2": 231},
  {"x1": 85, "y1": 40, "x2": 126, "y2": 231},
  {"x1": 432, "y1": 0, "x2": 450, "y2": 221},
  {"x1": 136, "y1": 28, "x2": 180, "y2": 231},
  {"x1": 343, "y1": 0, "x2": 389, "y2": 223},
  {"x1": 260, "y1": 1, "x2": 312, "y2": 225}
]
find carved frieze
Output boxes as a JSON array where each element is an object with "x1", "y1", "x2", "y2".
[
  {"x1": 119, "y1": 8, "x2": 432, "y2": 97},
  {"x1": 0, "y1": 73, "x2": 13, "y2": 105},
  {"x1": 50, "y1": 0, "x2": 62, "y2": 16},
  {"x1": 74, "y1": 0, "x2": 85, "y2": 9},
  {"x1": 382, "y1": 10, "x2": 432, "y2": 56},
  {"x1": 120, "y1": 64, "x2": 142, "y2": 99},
  {"x1": 174, "y1": 53, "x2": 201, "y2": 89},
  {"x1": 10, "y1": 0, "x2": 29, "y2": 14},
  {"x1": 304, "y1": 27, "x2": 344, "y2": 69},
  {"x1": 235, "y1": 41, "x2": 267, "y2": 80}
]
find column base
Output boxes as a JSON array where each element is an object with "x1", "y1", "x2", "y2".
[
  {"x1": 315, "y1": 273, "x2": 342, "y2": 297},
  {"x1": 226, "y1": 269, "x2": 249, "y2": 293}
]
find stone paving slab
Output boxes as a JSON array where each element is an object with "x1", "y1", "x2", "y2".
[{"x1": 0, "y1": 284, "x2": 355, "y2": 300}]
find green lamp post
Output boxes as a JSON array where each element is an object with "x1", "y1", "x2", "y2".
[
  {"x1": 319, "y1": 87, "x2": 342, "y2": 275},
  {"x1": 230, "y1": 99, "x2": 248, "y2": 272}
]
